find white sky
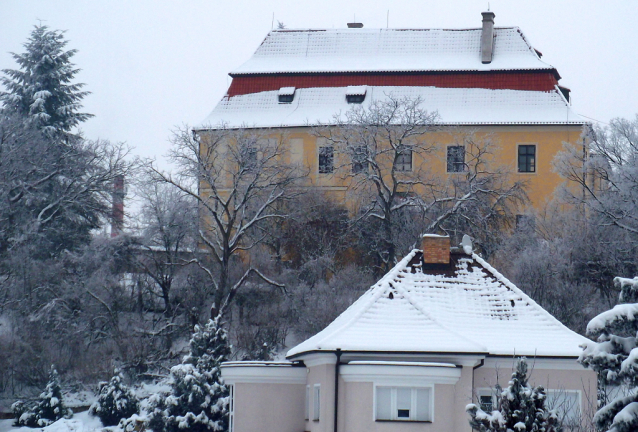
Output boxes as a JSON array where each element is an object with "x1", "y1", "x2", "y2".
[{"x1": 1, "y1": 0, "x2": 637, "y2": 165}]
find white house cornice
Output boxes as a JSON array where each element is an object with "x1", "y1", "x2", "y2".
[{"x1": 341, "y1": 363, "x2": 462, "y2": 385}]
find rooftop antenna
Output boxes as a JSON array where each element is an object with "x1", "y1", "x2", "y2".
[
  {"x1": 488, "y1": 2, "x2": 490, "y2": 11},
  {"x1": 271, "y1": 12, "x2": 274, "y2": 29},
  {"x1": 387, "y1": 10, "x2": 389, "y2": 28}
]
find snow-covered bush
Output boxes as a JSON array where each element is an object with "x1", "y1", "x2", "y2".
[
  {"x1": 89, "y1": 369, "x2": 140, "y2": 426},
  {"x1": 148, "y1": 316, "x2": 230, "y2": 432},
  {"x1": 466, "y1": 358, "x2": 560, "y2": 432},
  {"x1": 13, "y1": 367, "x2": 73, "y2": 427},
  {"x1": 580, "y1": 276, "x2": 638, "y2": 432},
  {"x1": 119, "y1": 414, "x2": 148, "y2": 432}
]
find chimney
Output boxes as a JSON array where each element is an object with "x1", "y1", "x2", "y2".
[
  {"x1": 347, "y1": 22, "x2": 364, "y2": 28},
  {"x1": 111, "y1": 175, "x2": 125, "y2": 237},
  {"x1": 480, "y1": 11, "x2": 496, "y2": 64},
  {"x1": 421, "y1": 234, "x2": 450, "y2": 265}
]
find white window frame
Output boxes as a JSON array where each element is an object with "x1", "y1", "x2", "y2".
[
  {"x1": 305, "y1": 385, "x2": 310, "y2": 420},
  {"x1": 313, "y1": 384, "x2": 321, "y2": 421},
  {"x1": 374, "y1": 385, "x2": 433, "y2": 422},
  {"x1": 228, "y1": 384, "x2": 235, "y2": 432},
  {"x1": 476, "y1": 388, "x2": 497, "y2": 412}
]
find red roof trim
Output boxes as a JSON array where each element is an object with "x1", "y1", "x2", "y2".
[{"x1": 227, "y1": 71, "x2": 559, "y2": 97}]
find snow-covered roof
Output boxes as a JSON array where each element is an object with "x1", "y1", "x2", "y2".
[
  {"x1": 231, "y1": 27, "x2": 554, "y2": 75},
  {"x1": 198, "y1": 86, "x2": 585, "y2": 129},
  {"x1": 287, "y1": 250, "x2": 590, "y2": 358}
]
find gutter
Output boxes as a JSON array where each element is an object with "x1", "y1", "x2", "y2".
[{"x1": 334, "y1": 349, "x2": 342, "y2": 432}]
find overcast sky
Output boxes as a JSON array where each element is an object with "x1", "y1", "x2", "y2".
[{"x1": 1, "y1": 0, "x2": 637, "y2": 165}]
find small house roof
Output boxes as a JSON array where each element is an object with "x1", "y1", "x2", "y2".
[
  {"x1": 231, "y1": 27, "x2": 554, "y2": 76},
  {"x1": 198, "y1": 86, "x2": 585, "y2": 129},
  {"x1": 286, "y1": 250, "x2": 590, "y2": 358}
]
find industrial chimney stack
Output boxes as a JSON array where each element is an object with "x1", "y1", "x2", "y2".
[{"x1": 111, "y1": 175, "x2": 125, "y2": 237}]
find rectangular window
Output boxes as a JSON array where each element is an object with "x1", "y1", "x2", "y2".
[
  {"x1": 241, "y1": 146, "x2": 258, "y2": 171},
  {"x1": 447, "y1": 145, "x2": 466, "y2": 172},
  {"x1": 313, "y1": 384, "x2": 321, "y2": 421},
  {"x1": 479, "y1": 395, "x2": 493, "y2": 412},
  {"x1": 352, "y1": 146, "x2": 368, "y2": 173},
  {"x1": 229, "y1": 385, "x2": 235, "y2": 432},
  {"x1": 518, "y1": 145, "x2": 536, "y2": 173},
  {"x1": 547, "y1": 390, "x2": 580, "y2": 427},
  {"x1": 318, "y1": 146, "x2": 334, "y2": 174},
  {"x1": 394, "y1": 146, "x2": 412, "y2": 172},
  {"x1": 375, "y1": 387, "x2": 432, "y2": 422},
  {"x1": 305, "y1": 385, "x2": 310, "y2": 420}
]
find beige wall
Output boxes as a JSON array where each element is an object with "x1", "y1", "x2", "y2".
[
  {"x1": 305, "y1": 363, "x2": 336, "y2": 432},
  {"x1": 226, "y1": 359, "x2": 596, "y2": 432},
  {"x1": 233, "y1": 382, "x2": 305, "y2": 432},
  {"x1": 473, "y1": 363, "x2": 597, "y2": 422}
]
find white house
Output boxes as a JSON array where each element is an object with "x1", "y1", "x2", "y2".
[{"x1": 221, "y1": 235, "x2": 595, "y2": 432}]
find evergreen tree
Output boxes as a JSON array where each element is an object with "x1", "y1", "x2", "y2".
[
  {"x1": 89, "y1": 369, "x2": 140, "y2": 426},
  {"x1": 466, "y1": 358, "x2": 561, "y2": 432},
  {"x1": 149, "y1": 316, "x2": 230, "y2": 432},
  {"x1": 1, "y1": 25, "x2": 93, "y2": 136},
  {"x1": 13, "y1": 367, "x2": 72, "y2": 427},
  {"x1": 580, "y1": 276, "x2": 638, "y2": 432}
]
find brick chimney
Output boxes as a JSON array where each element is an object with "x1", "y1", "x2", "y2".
[
  {"x1": 111, "y1": 175, "x2": 124, "y2": 237},
  {"x1": 480, "y1": 11, "x2": 496, "y2": 64},
  {"x1": 421, "y1": 234, "x2": 450, "y2": 265}
]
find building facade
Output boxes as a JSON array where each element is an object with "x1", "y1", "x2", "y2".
[
  {"x1": 197, "y1": 12, "x2": 586, "y2": 211},
  {"x1": 222, "y1": 235, "x2": 595, "y2": 432}
]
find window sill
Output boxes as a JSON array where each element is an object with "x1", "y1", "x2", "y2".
[{"x1": 375, "y1": 419, "x2": 432, "y2": 423}]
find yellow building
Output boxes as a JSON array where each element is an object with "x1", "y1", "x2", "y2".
[{"x1": 196, "y1": 12, "x2": 586, "y2": 213}]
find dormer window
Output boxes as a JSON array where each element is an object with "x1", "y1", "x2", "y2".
[
  {"x1": 346, "y1": 86, "x2": 366, "y2": 104},
  {"x1": 278, "y1": 87, "x2": 296, "y2": 103}
]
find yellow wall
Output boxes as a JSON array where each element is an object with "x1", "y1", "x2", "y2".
[{"x1": 200, "y1": 124, "x2": 584, "y2": 213}]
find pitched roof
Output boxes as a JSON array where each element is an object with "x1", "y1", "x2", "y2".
[
  {"x1": 286, "y1": 250, "x2": 590, "y2": 358},
  {"x1": 231, "y1": 27, "x2": 554, "y2": 76},
  {"x1": 198, "y1": 86, "x2": 585, "y2": 129}
]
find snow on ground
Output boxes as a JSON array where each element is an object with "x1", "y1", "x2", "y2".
[{"x1": 0, "y1": 411, "x2": 104, "y2": 432}]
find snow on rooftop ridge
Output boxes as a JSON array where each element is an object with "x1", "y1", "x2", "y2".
[
  {"x1": 198, "y1": 86, "x2": 586, "y2": 130},
  {"x1": 231, "y1": 27, "x2": 552, "y2": 75},
  {"x1": 286, "y1": 250, "x2": 591, "y2": 359}
]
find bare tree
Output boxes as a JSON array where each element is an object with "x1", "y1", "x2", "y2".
[
  {"x1": 134, "y1": 181, "x2": 198, "y2": 318},
  {"x1": 149, "y1": 125, "x2": 302, "y2": 317},
  {"x1": 554, "y1": 115, "x2": 638, "y2": 235},
  {"x1": 315, "y1": 96, "x2": 526, "y2": 268}
]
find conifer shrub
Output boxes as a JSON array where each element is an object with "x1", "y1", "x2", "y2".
[
  {"x1": 13, "y1": 367, "x2": 73, "y2": 427},
  {"x1": 89, "y1": 369, "x2": 140, "y2": 426},
  {"x1": 148, "y1": 316, "x2": 230, "y2": 432},
  {"x1": 466, "y1": 358, "x2": 560, "y2": 432}
]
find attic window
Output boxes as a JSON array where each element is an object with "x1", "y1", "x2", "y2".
[
  {"x1": 346, "y1": 86, "x2": 366, "y2": 104},
  {"x1": 278, "y1": 87, "x2": 296, "y2": 103}
]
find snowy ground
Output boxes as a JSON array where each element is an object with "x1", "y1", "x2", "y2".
[
  {"x1": 0, "y1": 411, "x2": 105, "y2": 432},
  {"x1": 0, "y1": 382, "x2": 168, "y2": 432}
]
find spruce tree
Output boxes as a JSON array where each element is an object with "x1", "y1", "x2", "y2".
[
  {"x1": 466, "y1": 358, "x2": 560, "y2": 432},
  {"x1": 14, "y1": 367, "x2": 72, "y2": 427},
  {"x1": 1, "y1": 25, "x2": 93, "y2": 136},
  {"x1": 580, "y1": 276, "x2": 638, "y2": 432},
  {"x1": 149, "y1": 316, "x2": 230, "y2": 432},
  {"x1": 89, "y1": 369, "x2": 140, "y2": 426}
]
